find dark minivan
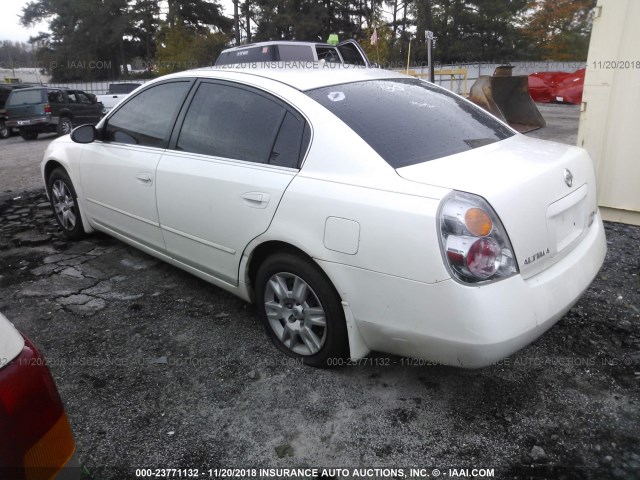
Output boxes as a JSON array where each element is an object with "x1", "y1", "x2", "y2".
[{"x1": 5, "y1": 87, "x2": 103, "y2": 140}]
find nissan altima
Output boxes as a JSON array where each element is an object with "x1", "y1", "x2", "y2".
[{"x1": 40, "y1": 66, "x2": 606, "y2": 367}]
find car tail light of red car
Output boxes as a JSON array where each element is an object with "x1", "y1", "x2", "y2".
[{"x1": 0, "y1": 337, "x2": 77, "y2": 480}]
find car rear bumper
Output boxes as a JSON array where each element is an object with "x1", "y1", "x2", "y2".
[
  {"x1": 319, "y1": 212, "x2": 606, "y2": 367},
  {"x1": 6, "y1": 116, "x2": 52, "y2": 128}
]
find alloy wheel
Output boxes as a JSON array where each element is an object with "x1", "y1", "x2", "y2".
[
  {"x1": 263, "y1": 272, "x2": 327, "y2": 356},
  {"x1": 51, "y1": 179, "x2": 77, "y2": 231}
]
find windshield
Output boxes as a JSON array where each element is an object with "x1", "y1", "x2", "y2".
[{"x1": 306, "y1": 78, "x2": 515, "y2": 168}]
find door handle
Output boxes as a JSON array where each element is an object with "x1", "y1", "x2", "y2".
[
  {"x1": 242, "y1": 192, "x2": 270, "y2": 209},
  {"x1": 136, "y1": 174, "x2": 153, "y2": 186}
]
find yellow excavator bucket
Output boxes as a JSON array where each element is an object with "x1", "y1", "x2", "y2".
[{"x1": 469, "y1": 66, "x2": 545, "y2": 133}]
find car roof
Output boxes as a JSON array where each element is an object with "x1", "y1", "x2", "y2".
[
  {"x1": 221, "y1": 40, "x2": 336, "y2": 53},
  {"x1": 171, "y1": 66, "x2": 408, "y2": 92}
]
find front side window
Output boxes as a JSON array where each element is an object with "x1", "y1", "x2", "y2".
[
  {"x1": 337, "y1": 42, "x2": 366, "y2": 66},
  {"x1": 306, "y1": 78, "x2": 514, "y2": 168},
  {"x1": 177, "y1": 82, "x2": 305, "y2": 166},
  {"x1": 104, "y1": 81, "x2": 191, "y2": 147}
]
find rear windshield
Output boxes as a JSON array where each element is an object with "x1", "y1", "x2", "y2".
[
  {"x1": 306, "y1": 78, "x2": 514, "y2": 167},
  {"x1": 7, "y1": 89, "x2": 45, "y2": 106}
]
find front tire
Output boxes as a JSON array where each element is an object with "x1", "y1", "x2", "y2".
[
  {"x1": 57, "y1": 117, "x2": 73, "y2": 136},
  {"x1": 47, "y1": 168, "x2": 86, "y2": 240},
  {"x1": 255, "y1": 252, "x2": 349, "y2": 367}
]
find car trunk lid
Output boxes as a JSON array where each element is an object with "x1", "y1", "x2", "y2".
[{"x1": 396, "y1": 134, "x2": 598, "y2": 279}]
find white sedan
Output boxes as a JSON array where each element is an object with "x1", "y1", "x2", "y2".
[{"x1": 41, "y1": 66, "x2": 606, "y2": 367}]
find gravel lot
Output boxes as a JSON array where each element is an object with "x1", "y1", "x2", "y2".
[{"x1": 0, "y1": 105, "x2": 638, "y2": 479}]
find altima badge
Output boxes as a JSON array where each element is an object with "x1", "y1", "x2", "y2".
[{"x1": 564, "y1": 169, "x2": 573, "y2": 187}]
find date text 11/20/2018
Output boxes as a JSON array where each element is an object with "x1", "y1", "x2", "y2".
[{"x1": 134, "y1": 467, "x2": 496, "y2": 478}]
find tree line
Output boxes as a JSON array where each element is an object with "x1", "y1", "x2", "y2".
[{"x1": 14, "y1": 0, "x2": 595, "y2": 81}]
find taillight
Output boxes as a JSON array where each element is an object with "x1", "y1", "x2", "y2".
[
  {"x1": 44, "y1": 104, "x2": 52, "y2": 114},
  {"x1": 438, "y1": 191, "x2": 518, "y2": 284},
  {"x1": 0, "y1": 337, "x2": 76, "y2": 480}
]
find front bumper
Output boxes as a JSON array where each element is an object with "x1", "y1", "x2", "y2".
[{"x1": 319, "y1": 212, "x2": 607, "y2": 368}]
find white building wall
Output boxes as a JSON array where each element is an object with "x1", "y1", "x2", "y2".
[{"x1": 577, "y1": 0, "x2": 640, "y2": 225}]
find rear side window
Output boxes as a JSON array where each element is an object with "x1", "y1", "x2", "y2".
[
  {"x1": 270, "y1": 111, "x2": 306, "y2": 168},
  {"x1": 7, "y1": 89, "x2": 45, "y2": 106},
  {"x1": 177, "y1": 82, "x2": 304, "y2": 166},
  {"x1": 306, "y1": 78, "x2": 514, "y2": 167},
  {"x1": 48, "y1": 90, "x2": 64, "y2": 103},
  {"x1": 278, "y1": 45, "x2": 314, "y2": 62},
  {"x1": 105, "y1": 81, "x2": 191, "y2": 148}
]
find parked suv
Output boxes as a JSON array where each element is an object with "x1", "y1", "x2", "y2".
[
  {"x1": 215, "y1": 40, "x2": 372, "y2": 67},
  {"x1": 0, "y1": 84, "x2": 33, "y2": 139},
  {"x1": 5, "y1": 87, "x2": 103, "y2": 140}
]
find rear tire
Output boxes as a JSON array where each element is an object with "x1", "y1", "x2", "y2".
[
  {"x1": 0, "y1": 121, "x2": 8, "y2": 139},
  {"x1": 47, "y1": 168, "x2": 86, "y2": 240},
  {"x1": 57, "y1": 117, "x2": 73, "y2": 136},
  {"x1": 20, "y1": 129, "x2": 38, "y2": 140},
  {"x1": 255, "y1": 252, "x2": 349, "y2": 367}
]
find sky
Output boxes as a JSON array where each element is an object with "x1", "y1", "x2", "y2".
[{"x1": 1, "y1": 0, "x2": 48, "y2": 44}]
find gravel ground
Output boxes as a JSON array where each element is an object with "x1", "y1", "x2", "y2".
[{"x1": 0, "y1": 105, "x2": 639, "y2": 479}]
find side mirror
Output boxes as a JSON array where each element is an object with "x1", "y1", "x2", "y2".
[
  {"x1": 71, "y1": 124, "x2": 96, "y2": 144},
  {"x1": 88, "y1": 93, "x2": 97, "y2": 103}
]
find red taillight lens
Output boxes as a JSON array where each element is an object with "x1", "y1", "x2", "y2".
[
  {"x1": 439, "y1": 191, "x2": 518, "y2": 284},
  {"x1": 467, "y1": 238, "x2": 500, "y2": 278},
  {"x1": 44, "y1": 104, "x2": 52, "y2": 114},
  {"x1": 0, "y1": 337, "x2": 75, "y2": 480}
]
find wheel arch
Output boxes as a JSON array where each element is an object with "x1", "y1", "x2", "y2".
[
  {"x1": 42, "y1": 158, "x2": 95, "y2": 234},
  {"x1": 245, "y1": 240, "x2": 327, "y2": 300},
  {"x1": 243, "y1": 239, "x2": 371, "y2": 360}
]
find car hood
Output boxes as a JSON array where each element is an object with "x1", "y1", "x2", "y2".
[
  {"x1": 0, "y1": 312, "x2": 25, "y2": 366},
  {"x1": 396, "y1": 134, "x2": 599, "y2": 279}
]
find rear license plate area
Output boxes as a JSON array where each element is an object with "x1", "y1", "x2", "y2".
[{"x1": 547, "y1": 185, "x2": 588, "y2": 253}]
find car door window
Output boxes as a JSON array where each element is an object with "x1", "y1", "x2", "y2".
[
  {"x1": 104, "y1": 81, "x2": 191, "y2": 147},
  {"x1": 48, "y1": 90, "x2": 64, "y2": 104},
  {"x1": 76, "y1": 92, "x2": 93, "y2": 104},
  {"x1": 66, "y1": 91, "x2": 78, "y2": 103},
  {"x1": 337, "y1": 42, "x2": 367, "y2": 66},
  {"x1": 269, "y1": 111, "x2": 308, "y2": 168},
  {"x1": 176, "y1": 82, "x2": 288, "y2": 164}
]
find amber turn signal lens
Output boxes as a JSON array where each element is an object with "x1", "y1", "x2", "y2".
[{"x1": 464, "y1": 208, "x2": 493, "y2": 237}]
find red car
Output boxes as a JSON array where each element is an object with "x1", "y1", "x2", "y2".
[
  {"x1": 0, "y1": 312, "x2": 79, "y2": 479},
  {"x1": 528, "y1": 68, "x2": 585, "y2": 105}
]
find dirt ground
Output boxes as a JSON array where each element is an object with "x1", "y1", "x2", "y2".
[{"x1": 0, "y1": 105, "x2": 638, "y2": 480}]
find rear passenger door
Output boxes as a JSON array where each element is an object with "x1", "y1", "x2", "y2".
[{"x1": 156, "y1": 80, "x2": 309, "y2": 285}]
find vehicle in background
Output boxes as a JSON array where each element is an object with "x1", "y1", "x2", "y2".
[
  {"x1": 96, "y1": 83, "x2": 142, "y2": 114},
  {"x1": 215, "y1": 40, "x2": 372, "y2": 67},
  {"x1": 5, "y1": 87, "x2": 103, "y2": 140},
  {"x1": 0, "y1": 312, "x2": 79, "y2": 479},
  {"x1": 528, "y1": 68, "x2": 585, "y2": 105},
  {"x1": 0, "y1": 84, "x2": 33, "y2": 139}
]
